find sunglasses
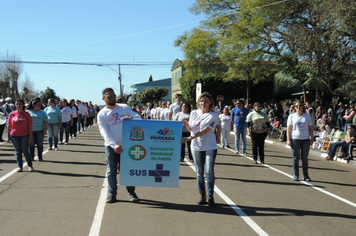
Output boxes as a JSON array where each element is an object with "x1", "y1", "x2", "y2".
[
  {"x1": 105, "y1": 95, "x2": 116, "y2": 99},
  {"x1": 295, "y1": 105, "x2": 303, "y2": 107}
]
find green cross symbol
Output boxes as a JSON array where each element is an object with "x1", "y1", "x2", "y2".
[{"x1": 128, "y1": 145, "x2": 146, "y2": 161}]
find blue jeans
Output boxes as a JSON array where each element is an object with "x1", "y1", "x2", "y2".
[
  {"x1": 234, "y1": 125, "x2": 247, "y2": 152},
  {"x1": 60, "y1": 121, "x2": 70, "y2": 143},
  {"x1": 337, "y1": 117, "x2": 344, "y2": 132},
  {"x1": 291, "y1": 139, "x2": 310, "y2": 177},
  {"x1": 328, "y1": 141, "x2": 346, "y2": 157},
  {"x1": 345, "y1": 123, "x2": 351, "y2": 134},
  {"x1": 48, "y1": 123, "x2": 59, "y2": 148},
  {"x1": 105, "y1": 146, "x2": 135, "y2": 196},
  {"x1": 10, "y1": 135, "x2": 33, "y2": 168},
  {"x1": 30, "y1": 130, "x2": 44, "y2": 159},
  {"x1": 221, "y1": 129, "x2": 230, "y2": 146},
  {"x1": 192, "y1": 149, "x2": 217, "y2": 196},
  {"x1": 77, "y1": 114, "x2": 82, "y2": 131}
]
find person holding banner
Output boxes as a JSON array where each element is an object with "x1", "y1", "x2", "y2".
[
  {"x1": 174, "y1": 102, "x2": 193, "y2": 162},
  {"x1": 181, "y1": 92, "x2": 220, "y2": 207},
  {"x1": 98, "y1": 87, "x2": 142, "y2": 203}
]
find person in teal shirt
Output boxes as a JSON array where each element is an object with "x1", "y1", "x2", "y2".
[
  {"x1": 44, "y1": 98, "x2": 62, "y2": 150},
  {"x1": 27, "y1": 99, "x2": 48, "y2": 161}
]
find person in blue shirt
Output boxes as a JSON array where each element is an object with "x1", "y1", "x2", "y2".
[
  {"x1": 27, "y1": 99, "x2": 48, "y2": 161},
  {"x1": 45, "y1": 98, "x2": 62, "y2": 150},
  {"x1": 230, "y1": 100, "x2": 250, "y2": 154}
]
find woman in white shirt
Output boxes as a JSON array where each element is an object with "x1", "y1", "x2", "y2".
[
  {"x1": 160, "y1": 102, "x2": 169, "y2": 120},
  {"x1": 181, "y1": 92, "x2": 220, "y2": 207},
  {"x1": 287, "y1": 100, "x2": 313, "y2": 181},
  {"x1": 59, "y1": 99, "x2": 73, "y2": 145},
  {"x1": 219, "y1": 107, "x2": 232, "y2": 148}
]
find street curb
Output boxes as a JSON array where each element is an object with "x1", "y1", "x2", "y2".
[{"x1": 230, "y1": 131, "x2": 356, "y2": 166}]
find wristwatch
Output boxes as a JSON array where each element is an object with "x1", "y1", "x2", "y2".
[{"x1": 190, "y1": 135, "x2": 194, "y2": 140}]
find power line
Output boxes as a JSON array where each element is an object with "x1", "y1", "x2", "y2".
[{"x1": 0, "y1": 60, "x2": 173, "y2": 66}]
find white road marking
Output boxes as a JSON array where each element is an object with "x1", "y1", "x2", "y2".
[
  {"x1": 0, "y1": 150, "x2": 48, "y2": 183},
  {"x1": 185, "y1": 159, "x2": 269, "y2": 236},
  {"x1": 222, "y1": 144, "x2": 356, "y2": 208},
  {"x1": 88, "y1": 177, "x2": 108, "y2": 236}
]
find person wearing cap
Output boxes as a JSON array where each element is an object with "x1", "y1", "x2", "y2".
[
  {"x1": 3, "y1": 97, "x2": 13, "y2": 116},
  {"x1": 0, "y1": 99, "x2": 6, "y2": 142},
  {"x1": 336, "y1": 102, "x2": 345, "y2": 132},
  {"x1": 116, "y1": 97, "x2": 123, "y2": 104},
  {"x1": 343, "y1": 101, "x2": 355, "y2": 133}
]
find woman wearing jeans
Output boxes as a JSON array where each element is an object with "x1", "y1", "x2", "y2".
[
  {"x1": 174, "y1": 102, "x2": 193, "y2": 162},
  {"x1": 27, "y1": 100, "x2": 48, "y2": 161},
  {"x1": 6, "y1": 99, "x2": 34, "y2": 172},
  {"x1": 45, "y1": 98, "x2": 62, "y2": 150},
  {"x1": 181, "y1": 92, "x2": 220, "y2": 207},
  {"x1": 287, "y1": 100, "x2": 314, "y2": 181},
  {"x1": 59, "y1": 99, "x2": 72, "y2": 145},
  {"x1": 219, "y1": 107, "x2": 232, "y2": 148}
]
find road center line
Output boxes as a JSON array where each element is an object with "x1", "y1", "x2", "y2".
[
  {"x1": 88, "y1": 177, "x2": 108, "y2": 236},
  {"x1": 185, "y1": 159, "x2": 269, "y2": 236}
]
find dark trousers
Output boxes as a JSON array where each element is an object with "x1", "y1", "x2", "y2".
[
  {"x1": 181, "y1": 132, "x2": 193, "y2": 160},
  {"x1": 251, "y1": 132, "x2": 267, "y2": 162},
  {"x1": 337, "y1": 117, "x2": 345, "y2": 132},
  {"x1": 0, "y1": 124, "x2": 5, "y2": 141},
  {"x1": 70, "y1": 117, "x2": 78, "y2": 137}
]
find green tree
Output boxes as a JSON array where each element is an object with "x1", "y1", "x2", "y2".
[
  {"x1": 40, "y1": 87, "x2": 60, "y2": 103},
  {"x1": 133, "y1": 87, "x2": 169, "y2": 104},
  {"x1": 148, "y1": 75, "x2": 153, "y2": 82}
]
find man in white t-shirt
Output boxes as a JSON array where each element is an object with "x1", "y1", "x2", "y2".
[
  {"x1": 97, "y1": 87, "x2": 142, "y2": 203},
  {"x1": 168, "y1": 94, "x2": 182, "y2": 120},
  {"x1": 306, "y1": 102, "x2": 315, "y2": 127},
  {"x1": 155, "y1": 102, "x2": 162, "y2": 120}
]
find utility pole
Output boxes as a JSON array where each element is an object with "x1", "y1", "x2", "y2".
[{"x1": 118, "y1": 64, "x2": 123, "y2": 98}]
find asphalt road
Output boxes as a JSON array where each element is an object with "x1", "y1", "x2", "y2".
[{"x1": 1, "y1": 126, "x2": 355, "y2": 236}]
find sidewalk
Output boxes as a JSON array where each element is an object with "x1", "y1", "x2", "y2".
[{"x1": 230, "y1": 131, "x2": 356, "y2": 166}]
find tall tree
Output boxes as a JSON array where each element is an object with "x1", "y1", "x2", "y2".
[
  {"x1": 40, "y1": 87, "x2": 60, "y2": 103},
  {"x1": 133, "y1": 87, "x2": 169, "y2": 104}
]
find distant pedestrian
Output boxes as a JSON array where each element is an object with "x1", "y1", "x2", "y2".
[
  {"x1": 231, "y1": 100, "x2": 249, "y2": 154},
  {"x1": 45, "y1": 98, "x2": 62, "y2": 150},
  {"x1": 69, "y1": 99, "x2": 79, "y2": 139},
  {"x1": 59, "y1": 99, "x2": 72, "y2": 145},
  {"x1": 27, "y1": 99, "x2": 48, "y2": 161},
  {"x1": 174, "y1": 102, "x2": 193, "y2": 162},
  {"x1": 219, "y1": 107, "x2": 232, "y2": 148},
  {"x1": 246, "y1": 102, "x2": 270, "y2": 164},
  {"x1": 287, "y1": 100, "x2": 313, "y2": 181}
]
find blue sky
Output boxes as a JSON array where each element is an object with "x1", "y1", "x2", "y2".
[{"x1": 0, "y1": 0, "x2": 204, "y2": 105}]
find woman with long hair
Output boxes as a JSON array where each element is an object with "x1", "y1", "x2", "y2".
[
  {"x1": 174, "y1": 102, "x2": 193, "y2": 162},
  {"x1": 45, "y1": 98, "x2": 62, "y2": 150},
  {"x1": 27, "y1": 99, "x2": 48, "y2": 161},
  {"x1": 219, "y1": 107, "x2": 232, "y2": 148},
  {"x1": 246, "y1": 102, "x2": 270, "y2": 164},
  {"x1": 59, "y1": 99, "x2": 72, "y2": 145},
  {"x1": 69, "y1": 99, "x2": 79, "y2": 138},
  {"x1": 287, "y1": 100, "x2": 314, "y2": 181},
  {"x1": 181, "y1": 92, "x2": 220, "y2": 207},
  {"x1": 6, "y1": 99, "x2": 34, "y2": 172}
]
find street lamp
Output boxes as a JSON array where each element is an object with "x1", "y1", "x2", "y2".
[{"x1": 97, "y1": 64, "x2": 123, "y2": 98}]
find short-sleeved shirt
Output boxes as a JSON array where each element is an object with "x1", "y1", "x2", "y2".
[
  {"x1": 174, "y1": 112, "x2": 190, "y2": 133},
  {"x1": 160, "y1": 108, "x2": 169, "y2": 120},
  {"x1": 246, "y1": 111, "x2": 269, "y2": 134},
  {"x1": 219, "y1": 114, "x2": 231, "y2": 130},
  {"x1": 45, "y1": 106, "x2": 62, "y2": 124},
  {"x1": 287, "y1": 113, "x2": 313, "y2": 140},
  {"x1": 27, "y1": 109, "x2": 48, "y2": 131},
  {"x1": 307, "y1": 107, "x2": 316, "y2": 126},
  {"x1": 70, "y1": 106, "x2": 78, "y2": 118},
  {"x1": 7, "y1": 111, "x2": 33, "y2": 136},
  {"x1": 231, "y1": 107, "x2": 249, "y2": 126},
  {"x1": 169, "y1": 103, "x2": 181, "y2": 120},
  {"x1": 61, "y1": 106, "x2": 72, "y2": 123},
  {"x1": 189, "y1": 110, "x2": 218, "y2": 151}
]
